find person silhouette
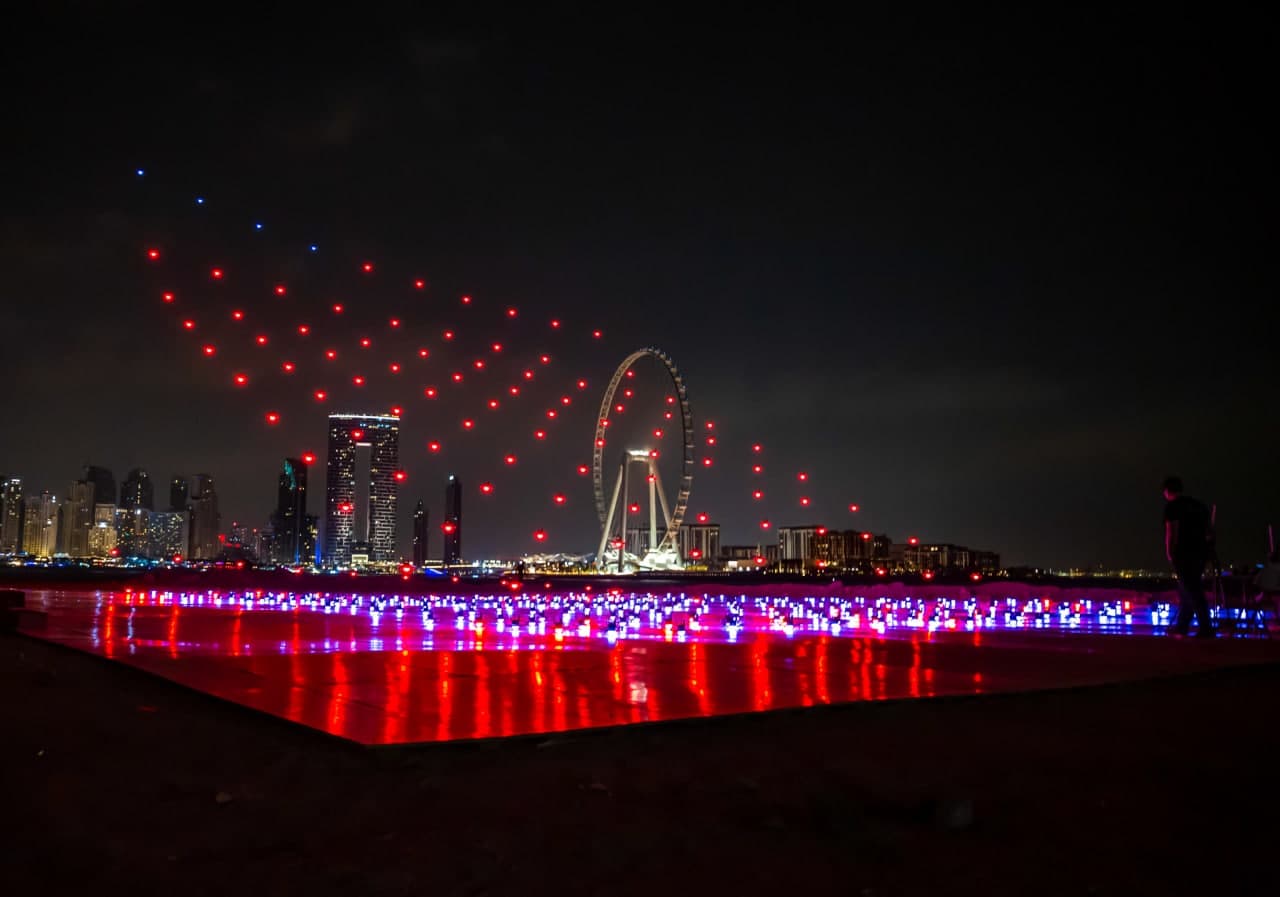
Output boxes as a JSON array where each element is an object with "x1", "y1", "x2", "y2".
[{"x1": 1161, "y1": 476, "x2": 1216, "y2": 638}]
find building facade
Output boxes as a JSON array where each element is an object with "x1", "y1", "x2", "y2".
[
  {"x1": 88, "y1": 503, "x2": 117, "y2": 558},
  {"x1": 1, "y1": 477, "x2": 24, "y2": 553},
  {"x1": 323, "y1": 413, "x2": 400, "y2": 566},
  {"x1": 189, "y1": 474, "x2": 220, "y2": 560},
  {"x1": 169, "y1": 475, "x2": 189, "y2": 512},
  {"x1": 22, "y1": 492, "x2": 59, "y2": 557},
  {"x1": 115, "y1": 507, "x2": 150, "y2": 558},
  {"x1": 83, "y1": 466, "x2": 116, "y2": 506},
  {"x1": 412, "y1": 499, "x2": 428, "y2": 566},
  {"x1": 148, "y1": 510, "x2": 189, "y2": 560},
  {"x1": 442, "y1": 474, "x2": 462, "y2": 565},
  {"x1": 270, "y1": 458, "x2": 309, "y2": 565},
  {"x1": 120, "y1": 468, "x2": 154, "y2": 511},
  {"x1": 60, "y1": 480, "x2": 95, "y2": 557}
]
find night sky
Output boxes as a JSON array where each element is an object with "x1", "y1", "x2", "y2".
[{"x1": 2, "y1": 13, "x2": 1274, "y2": 569}]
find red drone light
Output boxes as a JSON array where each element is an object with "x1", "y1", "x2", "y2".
[
  {"x1": 443, "y1": 330, "x2": 455, "y2": 341},
  {"x1": 352, "y1": 375, "x2": 365, "y2": 387},
  {"x1": 298, "y1": 324, "x2": 310, "y2": 335},
  {"x1": 649, "y1": 449, "x2": 659, "y2": 458},
  {"x1": 505, "y1": 454, "x2": 517, "y2": 465},
  {"x1": 550, "y1": 319, "x2": 561, "y2": 329},
  {"x1": 182, "y1": 319, "x2": 196, "y2": 330},
  {"x1": 922, "y1": 570, "x2": 935, "y2": 580},
  {"x1": 232, "y1": 373, "x2": 248, "y2": 387},
  {"x1": 690, "y1": 549, "x2": 702, "y2": 559},
  {"x1": 615, "y1": 404, "x2": 625, "y2": 413},
  {"x1": 414, "y1": 279, "x2": 426, "y2": 290},
  {"x1": 653, "y1": 428, "x2": 664, "y2": 439},
  {"x1": 623, "y1": 389, "x2": 633, "y2": 398},
  {"x1": 539, "y1": 354, "x2": 551, "y2": 365},
  {"x1": 628, "y1": 503, "x2": 640, "y2": 514},
  {"x1": 274, "y1": 284, "x2": 286, "y2": 296},
  {"x1": 389, "y1": 362, "x2": 401, "y2": 374},
  {"x1": 816, "y1": 526, "x2": 828, "y2": 536},
  {"x1": 281, "y1": 361, "x2": 296, "y2": 373},
  {"x1": 313, "y1": 389, "x2": 327, "y2": 401},
  {"x1": 339, "y1": 503, "x2": 353, "y2": 513},
  {"x1": 752, "y1": 464, "x2": 763, "y2": 474},
  {"x1": 301, "y1": 453, "x2": 316, "y2": 465},
  {"x1": 577, "y1": 464, "x2": 589, "y2": 475},
  {"x1": 255, "y1": 334, "x2": 268, "y2": 346},
  {"x1": 596, "y1": 438, "x2": 606, "y2": 447},
  {"x1": 754, "y1": 556, "x2": 766, "y2": 566},
  {"x1": 798, "y1": 472, "x2": 809, "y2": 481},
  {"x1": 451, "y1": 371, "x2": 464, "y2": 383},
  {"x1": 427, "y1": 441, "x2": 441, "y2": 453},
  {"x1": 592, "y1": 329, "x2": 602, "y2": 339},
  {"x1": 145, "y1": 248, "x2": 160, "y2": 260},
  {"x1": 473, "y1": 359, "x2": 486, "y2": 370},
  {"x1": 361, "y1": 262, "x2": 374, "y2": 273},
  {"x1": 908, "y1": 537, "x2": 920, "y2": 546},
  {"x1": 665, "y1": 396, "x2": 675, "y2": 405},
  {"x1": 265, "y1": 412, "x2": 280, "y2": 425},
  {"x1": 423, "y1": 386, "x2": 437, "y2": 398},
  {"x1": 332, "y1": 303, "x2": 344, "y2": 314},
  {"x1": 664, "y1": 412, "x2": 672, "y2": 420},
  {"x1": 546, "y1": 409, "x2": 557, "y2": 419},
  {"x1": 577, "y1": 379, "x2": 589, "y2": 390},
  {"x1": 800, "y1": 497, "x2": 811, "y2": 506},
  {"x1": 491, "y1": 342, "x2": 503, "y2": 353},
  {"x1": 441, "y1": 521, "x2": 456, "y2": 534},
  {"x1": 488, "y1": 398, "x2": 500, "y2": 410},
  {"x1": 394, "y1": 471, "x2": 407, "y2": 482},
  {"x1": 509, "y1": 385, "x2": 521, "y2": 396},
  {"x1": 646, "y1": 474, "x2": 655, "y2": 483},
  {"x1": 760, "y1": 519, "x2": 771, "y2": 530},
  {"x1": 553, "y1": 494, "x2": 566, "y2": 505},
  {"x1": 210, "y1": 267, "x2": 224, "y2": 280},
  {"x1": 752, "y1": 490, "x2": 763, "y2": 500},
  {"x1": 506, "y1": 307, "x2": 518, "y2": 318},
  {"x1": 462, "y1": 418, "x2": 475, "y2": 430},
  {"x1": 861, "y1": 532, "x2": 872, "y2": 540},
  {"x1": 460, "y1": 294, "x2": 471, "y2": 305},
  {"x1": 479, "y1": 482, "x2": 493, "y2": 494},
  {"x1": 696, "y1": 513, "x2": 709, "y2": 523},
  {"x1": 418, "y1": 348, "x2": 430, "y2": 358},
  {"x1": 351, "y1": 429, "x2": 364, "y2": 440},
  {"x1": 625, "y1": 370, "x2": 635, "y2": 379},
  {"x1": 971, "y1": 572, "x2": 983, "y2": 582},
  {"x1": 389, "y1": 318, "x2": 402, "y2": 329},
  {"x1": 705, "y1": 421, "x2": 715, "y2": 430},
  {"x1": 702, "y1": 458, "x2": 713, "y2": 467},
  {"x1": 532, "y1": 529, "x2": 547, "y2": 542},
  {"x1": 325, "y1": 349, "x2": 337, "y2": 360},
  {"x1": 202, "y1": 344, "x2": 216, "y2": 357},
  {"x1": 389, "y1": 405, "x2": 402, "y2": 416},
  {"x1": 523, "y1": 369, "x2": 535, "y2": 380},
  {"x1": 707, "y1": 436, "x2": 717, "y2": 446},
  {"x1": 359, "y1": 337, "x2": 371, "y2": 348},
  {"x1": 534, "y1": 430, "x2": 546, "y2": 440},
  {"x1": 849, "y1": 503, "x2": 860, "y2": 513},
  {"x1": 162, "y1": 291, "x2": 175, "y2": 303},
  {"x1": 752, "y1": 443, "x2": 763, "y2": 453}
]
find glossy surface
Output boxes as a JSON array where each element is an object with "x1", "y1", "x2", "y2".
[{"x1": 22, "y1": 588, "x2": 1277, "y2": 745}]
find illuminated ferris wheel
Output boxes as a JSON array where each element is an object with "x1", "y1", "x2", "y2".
[{"x1": 592, "y1": 347, "x2": 694, "y2": 572}]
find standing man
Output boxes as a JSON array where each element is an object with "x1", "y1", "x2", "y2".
[{"x1": 1162, "y1": 476, "x2": 1215, "y2": 638}]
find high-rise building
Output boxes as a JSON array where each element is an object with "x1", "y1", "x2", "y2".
[
  {"x1": 169, "y1": 475, "x2": 189, "y2": 512},
  {"x1": 148, "y1": 510, "x2": 189, "y2": 560},
  {"x1": 323, "y1": 413, "x2": 400, "y2": 567},
  {"x1": 120, "y1": 468, "x2": 154, "y2": 511},
  {"x1": 442, "y1": 474, "x2": 462, "y2": 565},
  {"x1": 270, "y1": 457, "x2": 309, "y2": 565},
  {"x1": 21, "y1": 492, "x2": 59, "y2": 557},
  {"x1": 778, "y1": 525, "x2": 823, "y2": 567},
  {"x1": 83, "y1": 466, "x2": 116, "y2": 506},
  {"x1": 189, "y1": 474, "x2": 220, "y2": 560},
  {"x1": 1, "y1": 477, "x2": 24, "y2": 553},
  {"x1": 60, "y1": 480, "x2": 95, "y2": 557},
  {"x1": 88, "y1": 503, "x2": 117, "y2": 558},
  {"x1": 115, "y1": 507, "x2": 150, "y2": 558},
  {"x1": 412, "y1": 499, "x2": 428, "y2": 566}
]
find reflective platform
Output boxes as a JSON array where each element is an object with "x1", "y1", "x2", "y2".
[{"x1": 20, "y1": 587, "x2": 1278, "y2": 745}]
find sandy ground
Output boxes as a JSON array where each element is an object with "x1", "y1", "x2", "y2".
[{"x1": 4, "y1": 630, "x2": 1278, "y2": 896}]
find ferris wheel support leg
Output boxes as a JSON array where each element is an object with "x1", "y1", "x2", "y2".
[
  {"x1": 648, "y1": 465, "x2": 658, "y2": 553},
  {"x1": 597, "y1": 461, "x2": 625, "y2": 571}
]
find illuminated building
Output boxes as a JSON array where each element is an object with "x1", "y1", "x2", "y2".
[
  {"x1": 189, "y1": 474, "x2": 220, "y2": 560},
  {"x1": 21, "y1": 491, "x2": 59, "y2": 557},
  {"x1": 169, "y1": 475, "x2": 189, "y2": 512},
  {"x1": 893, "y1": 542, "x2": 1001, "y2": 575},
  {"x1": 88, "y1": 504, "x2": 117, "y2": 558},
  {"x1": 412, "y1": 499, "x2": 428, "y2": 566},
  {"x1": 678, "y1": 523, "x2": 720, "y2": 567},
  {"x1": 1, "y1": 477, "x2": 23, "y2": 553},
  {"x1": 270, "y1": 458, "x2": 309, "y2": 565},
  {"x1": 60, "y1": 480, "x2": 95, "y2": 557},
  {"x1": 148, "y1": 511, "x2": 189, "y2": 560},
  {"x1": 323, "y1": 413, "x2": 400, "y2": 567},
  {"x1": 443, "y1": 474, "x2": 462, "y2": 565},
  {"x1": 115, "y1": 508, "x2": 150, "y2": 558},
  {"x1": 83, "y1": 465, "x2": 116, "y2": 506},
  {"x1": 778, "y1": 525, "x2": 822, "y2": 566},
  {"x1": 120, "y1": 468, "x2": 154, "y2": 511}
]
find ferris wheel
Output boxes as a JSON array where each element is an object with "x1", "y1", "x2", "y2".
[{"x1": 592, "y1": 347, "x2": 694, "y2": 571}]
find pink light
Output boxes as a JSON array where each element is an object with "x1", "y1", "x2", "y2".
[
  {"x1": 596, "y1": 438, "x2": 606, "y2": 447},
  {"x1": 523, "y1": 369, "x2": 535, "y2": 380},
  {"x1": 546, "y1": 409, "x2": 557, "y2": 419},
  {"x1": 653, "y1": 428, "x2": 664, "y2": 439},
  {"x1": 592, "y1": 329, "x2": 602, "y2": 339},
  {"x1": 861, "y1": 532, "x2": 872, "y2": 541},
  {"x1": 702, "y1": 457, "x2": 713, "y2": 467},
  {"x1": 705, "y1": 421, "x2": 715, "y2": 430},
  {"x1": 970, "y1": 572, "x2": 983, "y2": 582},
  {"x1": 908, "y1": 536, "x2": 919, "y2": 546},
  {"x1": 752, "y1": 443, "x2": 763, "y2": 453},
  {"x1": 706, "y1": 436, "x2": 716, "y2": 446},
  {"x1": 473, "y1": 359, "x2": 486, "y2": 370},
  {"x1": 451, "y1": 372, "x2": 464, "y2": 383},
  {"x1": 752, "y1": 464, "x2": 763, "y2": 474},
  {"x1": 798, "y1": 472, "x2": 808, "y2": 481},
  {"x1": 560, "y1": 395, "x2": 571, "y2": 405},
  {"x1": 623, "y1": 389, "x2": 633, "y2": 398},
  {"x1": 550, "y1": 319, "x2": 561, "y2": 329},
  {"x1": 760, "y1": 519, "x2": 771, "y2": 530},
  {"x1": 491, "y1": 342, "x2": 503, "y2": 353},
  {"x1": 461, "y1": 294, "x2": 471, "y2": 305},
  {"x1": 648, "y1": 449, "x2": 660, "y2": 458},
  {"x1": 665, "y1": 396, "x2": 675, "y2": 405},
  {"x1": 816, "y1": 526, "x2": 828, "y2": 536},
  {"x1": 752, "y1": 490, "x2": 763, "y2": 500},
  {"x1": 325, "y1": 349, "x2": 337, "y2": 360},
  {"x1": 539, "y1": 354, "x2": 551, "y2": 365},
  {"x1": 577, "y1": 379, "x2": 587, "y2": 390},
  {"x1": 625, "y1": 370, "x2": 635, "y2": 380},
  {"x1": 509, "y1": 385, "x2": 521, "y2": 396}
]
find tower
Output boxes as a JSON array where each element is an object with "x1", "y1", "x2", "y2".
[
  {"x1": 442, "y1": 474, "x2": 462, "y2": 565},
  {"x1": 271, "y1": 457, "x2": 308, "y2": 565},
  {"x1": 0, "y1": 477, "x2": 23, "y2": 553},
  {"x1": 169, "y1": 475, "x2": 189, "y2": 512},
  {"x1": 412, "y1": 498, "x2": 428, "y2": 566},
  {"x1": 83, "y1": 465, "x2": 116, "y2": 506},
  {"x1": 120, "y1": 468, "x2": 154, "y2": 511},
  {"x1": 323, "y1": 413, "x2": 400, "y2": 567},
  {"x1": 61, "y1": 480, "x2": 95, "y2": 557},
  {"x1": 189, "y1": 474, "x2": 220, "y2": 560}
]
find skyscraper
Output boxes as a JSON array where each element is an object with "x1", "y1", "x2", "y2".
[
  {"x1": 323, "y1": 413, "x2": 400, "y2": 567},
  {"x1": 169, "y1": 475, "x2": 189, "y2": 512},
  {"x1": 61, "y1": 480, "x2": 95, "y2": 557},
  {"x1": 148, "y1": 511, "x2": 189, "y2": 560},
  {"x1": 115, "y1": 508, "x2": 150, "y2": 558},
  {"x1": 120, "y1": 468, "x2": 154, "y2": 511},
  {"x1": 443, "y1": 474, "x2": 462, "y2": 565},
  {"x1": 83, "y1": 466, "x2": 116, "y2": 506},
  {"x1": 270, "y1": 457, "x2": 308, "y2": 565},
  {"x1": 412, "y1": 499, "x2": 428, "y2": 566},
  {"x1": 88, "y1": 504, "x2": 117, "y2": 558},
  {"x1": 1, "y1": 477, "x2": 23, "y2": 553},
  {"x1": 189, "y1": 474, "x2": 220, "y2": 560},
  {"x1": 21, "y1": 492, "x2": 59, "y2": 557}
]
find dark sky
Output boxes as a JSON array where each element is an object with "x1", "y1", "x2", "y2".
[{"x1": 2, "y1": 12, "x2": 1275, "y2": 569}]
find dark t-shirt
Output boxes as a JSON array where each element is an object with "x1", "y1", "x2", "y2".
[{"x1": 1164, "y1": 495, "x2": 1210, "y2": 566}]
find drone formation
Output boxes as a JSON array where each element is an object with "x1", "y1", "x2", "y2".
[{"x1": 135, "y1": 170, "x2": 869, "y2": 554}]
